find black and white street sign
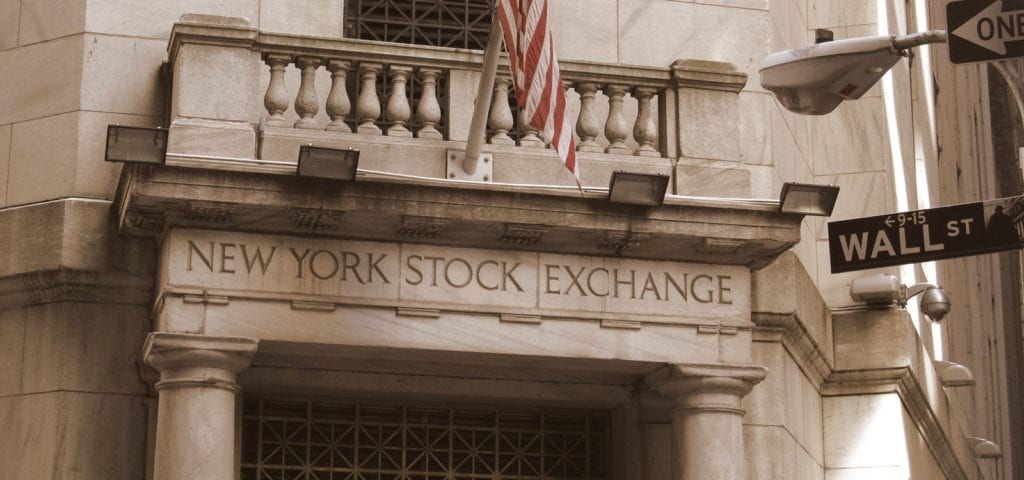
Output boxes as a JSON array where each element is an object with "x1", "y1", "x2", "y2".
[
  {"x1": 828, "y1": 196, "x2": 1024, "y2": 273},
  {"x1": 948, "y1": 0, "x2": 1024, "y2": 64}
]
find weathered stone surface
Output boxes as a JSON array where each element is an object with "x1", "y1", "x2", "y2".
[
  {"x1": 7, "y1": 113, "x2": 79, "y2": 205},
  {"x1": 0, "y1": 392, "x2": 148, "y2": 479},
  {"x1": 0, "y1": 199, "x2": 155, "y2": 278},
  {"x1": 832, "y1": 309, "x2": 914, "y2": 371},
  {"x1": 0, "y1": 0, "x2": 18, "y2": 49},
  {"x1": 19, "y1": 0, "x2": 86, "y2": 45},
  {"x1": 0, "y1": 125, "x2": 9, "y2": 206},
  {"x1": 259, "y1": 0, "x2": 345, "y2": 37},
  {"x1": 0, "y1": 35, "x2": 83, "y2": 126},
  {"x1": 744, "y1": 425, "x2": 797, "y2": 479},
  {"x1": 20, "y1": 302, "x2": 149, "y2": 395},
  {"x1": 169, "y1": 118, "x2": 257, "y2": 159},
  {"x1": 811, "y1": 97, "x2": 889, "y2": 176},
  {"x1": 171, "y1": 42, "x2": 261, "y2": 123},
  {"x1": 549, "y1": 0, "x2": 618, "y2": 62},
  {"x1": 0, "y1": 308, "x2": 25, "y2": 396},
  {"x1": 85, "y1": 1, "x2": 258, "y2": 38},
  {"x1": 81, "y1": 34, "x2": 167, "y2": 116},
  {"x1": 675, "y1": 162, "x2": 751, "y2": 198},
  {"x1": 619, "y1": 2, "x2": 769, "y2": 78}
]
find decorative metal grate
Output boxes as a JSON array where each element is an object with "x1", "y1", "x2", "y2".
[
  {"x1": 241, "y1": 397, "x2": 609, "y2": 480},
  {"x1": 345, "y1": 0, "x2": 495, "y2": 50}
]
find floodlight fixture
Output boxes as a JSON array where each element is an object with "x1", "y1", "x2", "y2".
[
  {"x1": 105, "y1": 125, "x2": 167, "y2": 164},
  {"x1": 297, "y1": 145, "x2": 360, "y2": 181},
  {"x1": 607, "y1": 172, "x2": 669, "y2": 207},
  {"x1": 779, "y1": 182, "x2": 839, "y2": 216}
]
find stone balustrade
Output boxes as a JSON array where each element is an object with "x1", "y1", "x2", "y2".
[
  {"x1": 166, "y1": 15, "x2": 748, "y2": 191},
  {"x1": 256, "y1": 34, "x2": 676, "y2": 157}
]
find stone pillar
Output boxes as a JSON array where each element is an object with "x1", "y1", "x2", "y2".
[
  {"x1": 143, "y1": 332, "x2": 259, "y2": 480},
  {"x1": 167, "y1": 15, "x2": 261, "y2": 159},
  {"x1": 646, "y1": 363, "x2": 767, "y2": 480},
  {"x1": 670, "y1": 60, "x2": 751, "y2": 198}
]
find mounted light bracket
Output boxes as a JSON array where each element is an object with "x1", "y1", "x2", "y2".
[{"x1": 105, "y1": 125, "x2": 167, "y2": 164}]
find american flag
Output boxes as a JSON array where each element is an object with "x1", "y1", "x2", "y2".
[{"x1": 496, "y1": 0, "x2": 579, "y2": 184}]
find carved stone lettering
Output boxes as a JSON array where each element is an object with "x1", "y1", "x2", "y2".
[{"x1": 167, "y1": 230, "x2": 751, "y2": 323}]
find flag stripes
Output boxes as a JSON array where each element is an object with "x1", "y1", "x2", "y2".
[{"x1": 496, "y1": 0, "x2": 579, "y2": 183}]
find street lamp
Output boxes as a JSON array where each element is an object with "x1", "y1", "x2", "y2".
[{"x1": 760, "y1": 30, "x2": 947, "y2": 115}]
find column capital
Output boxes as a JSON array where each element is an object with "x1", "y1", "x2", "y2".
[
  {"x1": 143, "y1": 332, "x2": 259, "y2": 390},
  {"x1": 145, "y1": 333, "x2": 257, "y2": 480},
  {"x1": 646, "y1": 363, "x2": 767, "y2": 413}
]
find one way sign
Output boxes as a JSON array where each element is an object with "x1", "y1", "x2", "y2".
[{"x1": 948, "y1": 0, "x2": 1024, "y2": 64}]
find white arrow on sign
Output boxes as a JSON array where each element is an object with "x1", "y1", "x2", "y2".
[{"x1": 952, "y1": 0, "x2": 1024, "y2": 55}]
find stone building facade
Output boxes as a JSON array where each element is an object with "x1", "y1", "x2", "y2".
[{"x1": 0, "y1": 1, "x2": 1021, "y2": 479}]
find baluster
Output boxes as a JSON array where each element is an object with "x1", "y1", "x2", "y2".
[
  {"x1": 604, "y1": 84, "x2": 631, "y2": 154},
  {"x1": 633, "y1": 87, "x2": 659, "y2": 156},
  {"x1": 294, "y1": 56, "x2": 321, "y2": 129},
  {"x1": 489, "y1": 76, "x2": 514, "y2": 145},
  {"x1": 574, "y1": 81, "x2": 602, "y2": 152},
  {"x1": 385, "y1": 65, "x2": 413, "y2": 137},
  {"x1": 518, "y1": 109, "x2": 544, "y2": 147},
  {"x1": 415, "y1": 68, "x2": 443, "y2": 139},
  {"x1": 263, "y1": 54, "x2": 291, "y2": 127},
  {"x1": 325, "y1": 59, "x2": 352, "y2": 132},
  {"x1": 355, "y1": 62, "x2": 383, "y2": 134}
]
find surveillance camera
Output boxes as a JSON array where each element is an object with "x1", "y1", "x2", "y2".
[
  {"x1": 759, "y1": 35, "x2": 902, "y2": 115},
  {"x1": 849, "y1": 274, "x2": 901, "y2": 305},
  {"x1": 850, "y1": 275, "x2": 952, "y2": 321},
  {"x1": 919, "y1": 286, "x2": 950, "y2": 322}
]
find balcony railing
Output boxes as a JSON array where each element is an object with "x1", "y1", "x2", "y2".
[
  {"x1": 257, "y1": 32, "x2": 674, "y2": 157},
  {"x1": 165, "y1": 14, "x2": 748, "y2": 190}
]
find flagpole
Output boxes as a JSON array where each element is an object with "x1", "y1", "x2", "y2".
[{"x1": 463, "y1": 20, "x2": 503, "y2": 175}]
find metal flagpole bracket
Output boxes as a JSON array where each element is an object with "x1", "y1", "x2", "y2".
[{"x1": 446, "y1": 150, "x2": 493, "y2": 182}]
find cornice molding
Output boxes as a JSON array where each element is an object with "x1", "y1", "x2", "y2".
[{"x1": 0, "y1": 268, "x2": 154, "y2": 310}]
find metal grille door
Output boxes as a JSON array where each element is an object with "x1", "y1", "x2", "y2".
[
  {"x1": 241, "y1": 398, "x2": 609, "y2": 480},
  {"x1": 344, "y1": 0, "x2": 494, "y2": 49}
]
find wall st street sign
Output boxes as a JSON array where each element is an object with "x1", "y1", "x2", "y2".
[
  {"x1": 828, "y1": 196, "x2": 1024, "y2": 273},
  {"x1": 948, "y1": 0, "x2": 1024, "y2": 64}
]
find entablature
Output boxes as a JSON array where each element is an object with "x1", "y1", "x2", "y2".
[{"x1": 112, "y1": 161, "x2": 802, "y2": 270}]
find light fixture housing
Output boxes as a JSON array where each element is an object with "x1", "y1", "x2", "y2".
[
  {"x1": 608, "y1": 172, "x2": 669, "y2": 207},
  {"x1": 779, "y1": 182, "x2": 840, "y2": 216},
  {"x1": 933, "y1": 361, "x2": 975, "y2": 387},
  {"x1": 966, "y1": 437, "x2": 1002, "y2": 459},
  {"x1": 759, "y1": 30, "x2": 946, "y2": 115},
  {"x1": 105, "y1": 125, "x2": 167, "y2": 164},
  {"x1": 297, "y1": 145, "x2": 360, "y2": 181}
]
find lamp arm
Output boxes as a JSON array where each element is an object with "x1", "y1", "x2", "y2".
[
  {"x1": 902, "y1": 283, "x2": 937, "y2": 306},
  {"x1": 892, "y1": 30, "x2": 947, "y2": 51}
]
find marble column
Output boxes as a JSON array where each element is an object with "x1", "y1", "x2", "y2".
[
  {"x1": 143, "y1": 332, "x2": 259, "y2": 480},
  {"x1": 646, "y1": 363, "x2": 767, "y2": 480}
]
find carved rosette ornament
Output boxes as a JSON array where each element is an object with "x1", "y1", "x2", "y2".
[
  {"x1": 290, "y1": 208, "x2": 344, "y2": 232},
  {"x1": 599, "y1": 231, "x2": 650, "y2": 251},
  {"x1": 501, "y1": 223, "x2": 550, "y2": 245},
  {"x1": 183, "y1": 200, "x2": 238, "y2": 224},
  {"x1": 398, "y1": 216, "x2": 449, "y2": 238}
]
